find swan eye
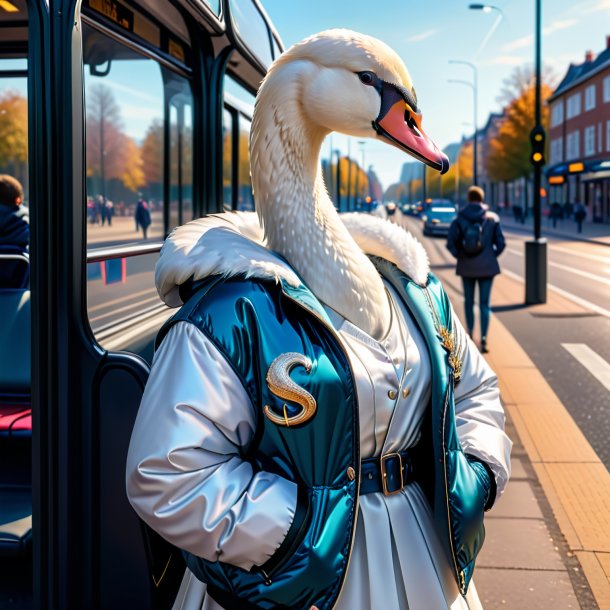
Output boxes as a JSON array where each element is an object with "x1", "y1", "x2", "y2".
[{"x1": 357, "y1": 71, "x2": 376, "y2": 86}]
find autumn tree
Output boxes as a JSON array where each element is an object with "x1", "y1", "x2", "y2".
[
  {"x1": 86, "y1": 84, "x2": 128, "y2": 197},
  {"x1": 486, "y1": 67, "x2": 553, "y2": 187},
  {"x1": 0, "y1": 91, "x2": 28, "y2": 182},
  {"x1": 141, "y1": 119, "x2": 164, "y2": 187}
]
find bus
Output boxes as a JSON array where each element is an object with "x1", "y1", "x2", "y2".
[{"x1": 0, "y1": 0, "x2": 282, "y2": 607}]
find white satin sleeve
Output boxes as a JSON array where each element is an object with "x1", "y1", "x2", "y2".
[
  {"x1": 452, "y1": 311, "x2": 512, "y2": 499},
  {"x1": 125, "y1": 321, "x2": 297, "y2": 570}
]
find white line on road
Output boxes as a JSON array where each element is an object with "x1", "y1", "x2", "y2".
[
  {"x1": 561, "y1": 344, "x2": 610, "y2": 392},
  {"x1": 502, "y1": 268, "x2": 610, "y2": 320},
  {"x1": 505, "y1": 248, "x2": 610, "y2": 288},
  {"x1": 546, "y1": 244, "x2": 610, "y2": 265}
]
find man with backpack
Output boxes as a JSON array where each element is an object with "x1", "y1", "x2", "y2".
[{"x1": 447, "y1": 186, "x2": 506, "y2": 354}]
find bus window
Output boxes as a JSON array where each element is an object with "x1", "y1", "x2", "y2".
[
  {"x1": 0, "y1": 58, "x2": 28, "y2": 202},
  {"x1": 223, "y1": 108, "x2": 234, "y2": 209},
  {"x1": 83, "y1": 23, "x2": 165, "y2": 246},
  {"x1": 238, "y1": 117, "x2": 254, "y2": 211},
  {"x1": 168, "y1": 75, "x2": 193, "y2": 229},
  {"x1": 229, "y1": 0, "x2": 273, "y2": 68},
  {"x1": 201, "y1": 0, "x2": 220, "y2": 15}
]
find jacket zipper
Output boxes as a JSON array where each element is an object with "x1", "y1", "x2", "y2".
[
  {"x1": 281, "y1": 291, "x2": 361, "y2": 608},
  {"x1": 441, "y1": 371, "x2": 464, "y2": 594}
]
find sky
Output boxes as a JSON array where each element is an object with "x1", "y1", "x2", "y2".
[{"x1": 263, "y1": 0, "x2": 610, "y2": 190}]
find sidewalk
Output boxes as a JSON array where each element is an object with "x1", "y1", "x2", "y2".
[
  {"x1": 437, "y1": 269, "x2": 610, "y2": 610},
  {"x1": 499, "y1": 214, "x2": 610, "y2": 247}
]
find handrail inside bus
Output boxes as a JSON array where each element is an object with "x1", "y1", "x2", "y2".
[{"x1": 87, "y1": 241, "x2": 164, "y2": 263}]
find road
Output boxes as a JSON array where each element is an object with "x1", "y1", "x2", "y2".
[{"x1": 400, "y1": 214, "x2": 610, "y2": 470}]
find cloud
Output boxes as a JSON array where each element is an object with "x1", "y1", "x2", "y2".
[
  {"x1": 481, "y1": 55, "x2": 528, "y2": 67},
  {"x1": 581, "y1": 0, "x2": 610, "y2": 14},
  {"x1": 408, "y1": 29, "x2": 439, "y2": 43},
  {"x1": 502, "y1": 18, "x2": 578, "y2": 52}
]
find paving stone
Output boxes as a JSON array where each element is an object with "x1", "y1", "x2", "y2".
[
  {"x1": 475, "y1": 568, "x2": 579, "y2": 610},
  {"x1": 545, "y1": 463, "x2": 610, "y2": 553},
  {"x1": 490, "y1": 480, "x2": 544, "y2": 520},
  {"x1": 509, "y1": 457, "x2": 529, "y2": 480},
  {"x1": 478, "y1": 518, "x2": 565, "y2": 570}
]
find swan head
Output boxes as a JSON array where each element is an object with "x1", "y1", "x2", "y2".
[{"x1": 265, "y1": 28, "x2": 449, "y2": 174}]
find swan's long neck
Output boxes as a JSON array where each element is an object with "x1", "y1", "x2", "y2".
[{"x1": 251, "y1": 63, "x2": 390, "y2": 339}]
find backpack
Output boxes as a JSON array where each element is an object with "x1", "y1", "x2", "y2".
[{"x1": 458, "y1": 216, "x2": 485, "y2": 256}]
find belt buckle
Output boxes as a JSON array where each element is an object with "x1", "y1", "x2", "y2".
[{"x1": 380, "y1": 452, "x2": 403, "y2": 496}]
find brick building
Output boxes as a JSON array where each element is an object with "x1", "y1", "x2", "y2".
[{"x1": 547, "y1": 36, "x2": 610, "y2": 222}]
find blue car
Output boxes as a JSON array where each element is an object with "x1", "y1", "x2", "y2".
[{"x1": 422, "y1": 199, "x2": 457, "y2": 236}]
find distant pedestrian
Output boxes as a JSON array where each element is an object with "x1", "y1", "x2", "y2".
[
  {"x1": 0, "y1": 174, "x2": 30, "y2": 287},
  {"x1": 563, "y1": 201, "x2": 573, "y2": 220},
  {"x1": 105, "y1": 200, "x2": 114, "y2": 226},
  {"x1": 574, "y1": 202, "x2": 586, "y2": 233},
  {"x1": 135, "y1": 198, "x2": 151, "y2": 239},
  {"x1": 513, "y1": 204, "x2": 524, "y2": 224},
  {"x1": 447, "y1": 186, "x2": 506, "y2": 354},
  {"x1": 550, "y1": 202, "x2": 562, "y2": 228}
]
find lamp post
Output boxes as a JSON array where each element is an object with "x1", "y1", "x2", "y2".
[
  {"x1": 448, "y1": 76, "x2": 478, "y2": 185},
  {"x1": 333, "y1": 149, "x2": 342, "y2": 210},
  {"x1": 525, "y1": 0, "x2": 547, "y2": 303},
  {"x1": 468, "y1": 4, "x2": 504, "y2": 57},
  {"x1": 358, "y1": 140, "x2": 367, "y2": 206}
]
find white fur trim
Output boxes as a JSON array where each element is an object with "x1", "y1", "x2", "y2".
[
  {"x1": 155, "y1": 211, "x2": 430, "y2": 306},
  {"x1": 155, "y1": 212, "x2": 300, "y2": 307},
  {"x1": 341, "y1": 213, "x2": 430, "y2": 286}
]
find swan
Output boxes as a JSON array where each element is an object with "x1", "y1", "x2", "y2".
[
  {"x1": 251, "y1": 28, "x2": 447, "y2": 339},
  {"x1": 133, "y1": 28, "x2": 510, "y2": 610}
]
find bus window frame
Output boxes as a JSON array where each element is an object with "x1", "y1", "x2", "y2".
[{"x1": 27, "y1": 0, "x2": 285, "y2": 603}]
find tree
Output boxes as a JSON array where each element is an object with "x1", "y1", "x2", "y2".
[
  {"x1": 86, "y1": 84, "x2": 130, "y2": 196},
  {"x1": 141, "y1": 119, "x2": 164, "y2": 187},
  {"x1": 487, "y1": 67, "x2": 553, "y2": 186},
  {"x1": 0, "y1": 91, "x2": 28, "y2": 180},
  {"x1": 121, "y1": 136, "x2": 145, "y2": 192}
]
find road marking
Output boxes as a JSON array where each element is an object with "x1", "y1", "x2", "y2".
[
  {"x1": 102, "y1": 308, "x2": 174, "y2": 351},
  {"x1": 502, "y1": 268, "x2": 610, "y2": 319},
  {"x1": 88, "y1": 286, "x2": 156, "y2": 313},
  {"x1": 505, "y1": 248, "x2": 610, "y2": 289},
  {"x1": 89, "y1": 294, "x2": 161, "y2": 323},
  {"x1": 561, "y1": 344, "x2": 610, "y2": 392},
  {"x1": 547, "y1": 244, "x2": 610, "y2": 265}
]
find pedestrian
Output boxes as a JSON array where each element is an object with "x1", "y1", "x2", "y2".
[
  {"x1": 550, "y1": 202, "x2": 562, "y2": 228},
  {"x1": 0, "y1": 174, "x2": 30, "y2": 287},
  {"x1": 574, "y1": 202, "x2": 586, "y2": 233},
  {"x1": 105, "y1": 199, "x2": 114, "y2": 226},
  {"x1": 447, "y1": 185, "x2": 506, "y2": 354},
  {"x1": 563, "y1": 201, "x2": 573, "y2": 220},
  {"x1": 135, "y1": 198, "x2": 151, "y2": 239}
]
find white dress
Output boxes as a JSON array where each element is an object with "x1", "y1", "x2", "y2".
[{"x1": 127, "y1": 281, "x2": 511, "y2": 610}]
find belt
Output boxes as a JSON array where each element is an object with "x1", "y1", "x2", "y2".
[{"x1": 359, "y1": 449, "x2": 417, "y2": 496}]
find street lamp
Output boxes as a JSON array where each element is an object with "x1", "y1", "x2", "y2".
[
  {"x1": 333, "y1": 149, "x2": 342, "y2": 210},
  {"x1": 448, "y1": 73, "x2": 478, "y2": 186},
  {"x1": 358, "y1": 140, "x2": 366, "y2": 207},
  {"x1": 468, "y1": 4, "x2": 504, "y2": 58},
  {"x1": 525, "y1": 0, "x2": 547, "y2": 303}
]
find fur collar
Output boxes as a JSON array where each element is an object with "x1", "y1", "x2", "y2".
[{"x1": 155, "y1": 211, "x2": 430, "y2": 307}]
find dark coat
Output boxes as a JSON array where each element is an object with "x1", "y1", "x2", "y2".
[
  {"x1": 0, "y1": 203, "x2": 29, "y2": 253},
  {"x1": 135, "y1": 201, "x2": 151, "y2": 229},
  {"x1": 446, "y1": 203, "x2": 505, "y2": 278}
]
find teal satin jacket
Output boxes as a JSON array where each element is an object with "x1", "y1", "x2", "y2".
[{"x1": 155, "y1": 257, "x2": 490, "y2": 610}]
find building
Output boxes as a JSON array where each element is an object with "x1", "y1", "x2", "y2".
[
  {"x1": 547, "y1": 36, "x2": 610, "y2": 222},
  {"x1": 477, "y1": 111, "x2": 506, "y2": 208}
]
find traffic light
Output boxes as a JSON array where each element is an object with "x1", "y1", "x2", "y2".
[{"x1": 530, "y1": 126, "x2": 546, "y2": 167}]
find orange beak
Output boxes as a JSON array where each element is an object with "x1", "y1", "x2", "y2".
[{"x1": 373, "y1": 82, "x2": 449, "y2": 174}]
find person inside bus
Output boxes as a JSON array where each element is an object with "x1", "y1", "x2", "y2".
[
  {"x1": 127, "y1": 30, "x2": 510, "y2": 610},
  {"x1": 0, "y1": 174, "x2": 28, "y2": 252},
  {"x1": 0, "y1": 174, "x2": 29, "y2": 288}
]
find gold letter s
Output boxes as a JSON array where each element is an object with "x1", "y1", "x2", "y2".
[{"x1": 264, "y1": 352, "x2": 317, "y2": 427}]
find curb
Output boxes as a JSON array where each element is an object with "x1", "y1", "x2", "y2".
[{"x1": 500, "y1": 221, "x2": 610, "y2": 248}]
